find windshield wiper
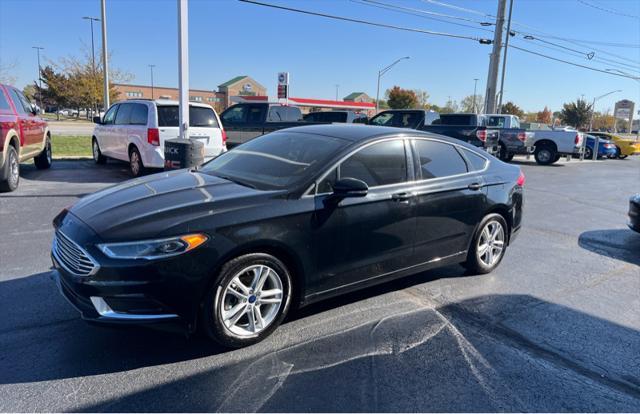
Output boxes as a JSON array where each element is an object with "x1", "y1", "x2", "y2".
[{"x1": 212, "y1": 174, "x2": 257, "y2": 189}]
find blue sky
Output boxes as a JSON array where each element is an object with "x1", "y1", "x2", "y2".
[{"x1": 1, "y1": 0, "x2": 639, "y2": 113}]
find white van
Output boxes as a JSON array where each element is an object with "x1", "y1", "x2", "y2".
[{"x1": 92, "y1": 100, "x2": 226, "y2": 176}]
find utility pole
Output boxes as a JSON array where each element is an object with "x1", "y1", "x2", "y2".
[
  {"x1": 83, "y1": 16, "x2": 100, "y2": 117},
  {"x1": 484, "y1": 0, "x2": 506, "y2": 115},
  {"x1": 497, "y1": 0, "x2": 514, "y2": 114},
  {"x1": 101, "y1": 0, "x2": 109, "y2": 112},
  {"x1": 177, "y1": 0, "x2": 189, "y2": 140},
  {"x1": 472, "y1": 78, "x2": 478, "y2": 113},
  {"x1": 32, "y1": 46, "x2": 44, "y2": 113},
  {"x1": 335, "y1": 84, "x2": 339, "y2": 101},
  {"x1": 149, "y1": 64, "x2": 156, "y2": 99}
]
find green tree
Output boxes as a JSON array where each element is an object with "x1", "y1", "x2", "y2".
[
  {"x1": 500, "y1": 101, "x2": 525, "y2": 118},
  {"x1": 386, "y1": 86, "x2": 418, "y2": 109},
  {"x1": 460, "y1": 94, "x2": 483, "y2": 113},
  {"x1": 559, "y1": 99, "x2": 592, "y2": 128}
]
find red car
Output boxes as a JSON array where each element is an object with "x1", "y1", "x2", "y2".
[{"x1": 0, "y1": 83, "x2": 52, "y2": 191}]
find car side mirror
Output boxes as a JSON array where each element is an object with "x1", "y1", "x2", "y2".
[
  {"x1": 93, "y1": 116, "x2": 102, "y2": 124},
  {"x1": 30, "y1": 103, "x2": 38, "y2": 115},
  {"x1": 332, "y1": 177, "x2": 368, "y2": 198}
]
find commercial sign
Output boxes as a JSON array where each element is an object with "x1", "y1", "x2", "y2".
[
  {"x1": 277, "y1": 72, "x2": 289, "y2": 99},
  {"x1": 614, "y1": 99, "x2": 634, "y2": 120}
]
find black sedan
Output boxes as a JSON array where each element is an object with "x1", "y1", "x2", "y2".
[
  {"x1": 629, "y1": 194, "x2": 640, "y2": 233},
  {"x1": 51, "y1": 125, "x2": 524, "y2": 348}
]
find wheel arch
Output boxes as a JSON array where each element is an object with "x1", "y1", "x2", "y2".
[{"x1": 534, "y1": 139, "x2": 558, "y2": 152}]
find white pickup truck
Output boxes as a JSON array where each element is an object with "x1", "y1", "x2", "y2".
[{"x1": 521, "y1": 123, "x2": 584, "y2": 165}]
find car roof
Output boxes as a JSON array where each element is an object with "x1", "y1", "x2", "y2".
[
  {"x1": 274, "y1": 124, "x2": 469, "y2": 146},
  {"x1": 115, "y1": 99, "x2": 214, "y2": 109}
]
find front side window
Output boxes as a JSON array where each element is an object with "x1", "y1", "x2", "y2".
[
  {"x1": 115, "y1": 103, "x2": 133, "y2": 125},
  {"x1": 201, "y1": 132, "x2": 349, "y2": 190},
  {"x1": 414, "y1": 140, "x2": 468, "y2": 179},
  {"x1": 102, "y1": 104, "x2": 119, "y2": 124},
  {"x1": 221, "y1": 105, "x2": 247, "y2": 124},
  {"x1": 340, "y1": 140, "x2": 407, "y2": 187}
]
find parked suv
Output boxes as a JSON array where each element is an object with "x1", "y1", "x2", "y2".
[
  {"x1": 92, "y1": 100, "x2": 226, "y2": 176},
  {"x1": 0, "y1": 83, "x2": 52, "y2": 192}
]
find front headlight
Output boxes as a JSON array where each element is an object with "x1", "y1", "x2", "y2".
[{"x1": 98, "y1": 233, "x2": 208, "y2": 260}]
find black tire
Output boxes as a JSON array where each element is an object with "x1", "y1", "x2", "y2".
[
  {"x1": 463, "y1": 213, "x2": 508, "y2": 275},
  {"x1": 201, "y1": 253, "x2": 292, "y2": 348},
  {"x1": 0, "y1": 146, "x2": 19, "y2": 192},
  {"x1": 128, "y1": 146, "x2": 144, "y2": 177},
  {"x1": 92, "y1": 138, "x2": 107, "y2": 164},
  {"x1": 534, "y1": 144, "x2": 557, "y2": 165},
  {"x1": 584, "y1": 147, "x2": 593, "y2": 160},
  {"x1": 498, "y1": 144, "x2": 513, "y2": 162},
  {"x1": 34, "y1": 136, "x2": 52, "y2": 169},
  {"x1": 617, "y1": 147, "x2": 628, "y2": 159},
  {"x1": 552, "y1": 154, "x2": 561, "y2": 163}
]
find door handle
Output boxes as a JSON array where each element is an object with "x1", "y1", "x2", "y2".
[
  {"x1": 391, "y1": 192, "x2": 413, "y2": 202},
  {"x1": 468, "y1": 183, "x2": 482, "y2": 191}
]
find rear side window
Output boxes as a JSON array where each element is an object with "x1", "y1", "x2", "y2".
[
  {"x1": 461, "y1": 148, "x2": 488, "y2": 171},
  {"x1": 0, "y1": 88, "x2": 11, "y2": 111},
  {"x1": 414, "y1": 140, "x2": 468, "y2": 179},
  {"x1": 129, "y1": 104, "x2": 148, "y2": 125},
  {"x1": 115, "y1": 103, "x2": 133, "y2": 125},
  {"x1": 341, "y1": 140, "x2": 407, "y2": 187},
  {"x1": 157, "y1": 106, "x2": 219, "y2": 128}
]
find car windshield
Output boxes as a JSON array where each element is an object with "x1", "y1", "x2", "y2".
[{"x1": 201, "y1": 132, "x2": 349, "y2": 190}]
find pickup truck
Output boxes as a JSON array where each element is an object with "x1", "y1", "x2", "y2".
[
  {"x1": 521, "y1": 123, "x2": 584, "y2": 165},
  {"x1": 484, "y1": 114, "x2": 535, "y2": 161},
  {"x1": 0, "y1": 83, "x2": 52, "y2": 192},
  {"x1": 420, "y1": 113, "x2": 501, "y2": 154},
  {"x1": 369, "y1": 109, "x2": 439, "y2": 129},
  {"x1": 220, "y1": 103, "x2": 309, "y2": 147}
]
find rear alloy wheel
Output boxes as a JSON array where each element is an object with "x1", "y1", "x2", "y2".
[
  {"x1": 92, "y1": 139, "x2": 107, "y2": 164},
  {"x1": 534, "y1": 144, "x2": 557, "y2": 165},
  {"x1": 584, "y1": 147, "x2": 593, "y2": 160},
  {"x1": 129, "y1": 147, "x2": 144, "y2": 177},
  {"x1": 0, "y1": 146, "x2": 19, "y2": 192},
  {"x1": 34, "y1": 136, "x2": 52, "y2": 169},
  {"x1": 464, "y1": 213, "x2": 508, "y2": 274},
  {"x1": 202, "y1": 253, "x2": 292, "y2": 348}
]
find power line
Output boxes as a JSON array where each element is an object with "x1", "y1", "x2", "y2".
[
  {"x1": 351, "y1": 0, "x2": 494, "y2": 34},
  {"x1": 509, "y1": 44, "x2": 640, "y2": 80},
  {"x1": 421, "y1": 0, "x2": 494, "y2": 18},
  {"x1": 238, "y1": 0, "x2": 492, "y2": 43},
  {"x1": 576, "y1": 0, "x2": 640, "y2": 20}
]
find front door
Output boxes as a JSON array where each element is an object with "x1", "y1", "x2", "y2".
[
  {"x1": 7, "y1": 88, "x2": 43, "y2": 158},
  {"x1": 310, "y1": 138, "x2": 416, "y2": 295}
]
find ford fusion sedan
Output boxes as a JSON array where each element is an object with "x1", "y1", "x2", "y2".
[{"x1": 51, "y1": 124, "x2": 524, "y2": 348}]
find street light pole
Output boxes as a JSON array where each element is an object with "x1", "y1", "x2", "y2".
[
  {"x1": 497, "y1": 0, "x2": 514, "y2": 114},
  {"x1": 335, "y1": 84, "x2": 339, "y2": 101},
  {"x1": 149, "y1": 64, "x2": 156, "y2": 99},
  {"x1": 83, "y1": 16, "x2": 100, "y2": 117},
  {"x1": 585, "y1": 89, "x2": 622, "y2": 161},
  {"x1": 472, "y1": 78, "x2": 478, "y2": 114},
  {"x1": 32, "y1": 46, "x2": 44, "y2": 113},
  {"x1": 375, "y1": 56, "x2": 410, "y2": 113},
  {"x1": 177, "y1": 0, "x2": 189, "y2": 140},
  {"x1": 101, "y1": 0, "x2": 110, "y2": 112}
]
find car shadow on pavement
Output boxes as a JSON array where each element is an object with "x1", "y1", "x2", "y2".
[
  {"x1": 509, "y1": 158, "x2": 566, "y2": 167},
  {"x1": 2, "y1": 269, "x2": 640, "y2": 411},
  {"x1": 18, "y1": 160, "x2": 132, "y2": 185},
  {"x1": 578, "y1": 228, "x2": 640, "y2": 266}
]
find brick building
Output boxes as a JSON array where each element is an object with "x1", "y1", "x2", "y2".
[
  {"x1": 217, "y1": 76, "x2": 267, "y2": 108},
  {"x1": 112, "y1": 83, "x2": 225, "y2": 109}
]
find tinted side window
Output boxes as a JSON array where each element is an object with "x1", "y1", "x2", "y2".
[
  {"x1": 369, "y1": 112, "x2": 393, "y2": 126},
  {"x1": 303, "y1": 112, "x2": 318, "y2": 122},
  {"x1": 221, "y1": 105, "x2": 247, "y2": 123},
  {"x1": 439, "y1": 114, "x2": 475, "y2": 126},
  {"x1": 0, "y1": 88, "x2": 11, "y2": 111},
  {"x1": 129, "y1": 104, "x2": 148, "y2": 125},
  {"x1": 190, "y1": 106, "x2": 219, "y2": 128},
  {"x1": 341, "y1": 140, "x2": 407, "y2": 187},
  {"x1": 115, "y1": 103, "x2": 133, "y2": 125},
  {"x1": 414, "y1": 140, "x2": 468, "y2": 179},
  {"x1": 102, "y1": 104, "x2": 119, "y2": 124},
  {"x1": 461, "y1": 148, "x2": 487, "y2": 171},
  {"x1": 247, "y1": 105, "x2": 266, "y2": 122},
  {"x1": 8, "y1": 88, "x2": 27, "y2": 114}
]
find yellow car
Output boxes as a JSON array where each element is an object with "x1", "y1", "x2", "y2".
[{"x1": 588, "y1": 132, "x2": 640, "y2": 158}]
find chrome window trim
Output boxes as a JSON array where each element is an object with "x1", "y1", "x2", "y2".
[
  {"x1": 90, "y1": 297, "x2": 178, "y2": 320},
  {"x1": 52, "y1": 231, "x2": 100, "y2": 277},
  {"x1": 304, "y1": 135, "x2": 490, "y2": 198}
]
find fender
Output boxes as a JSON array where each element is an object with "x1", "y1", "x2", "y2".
[{"x1": 2, "y1": 127, "x2": 21, "y2": 157}]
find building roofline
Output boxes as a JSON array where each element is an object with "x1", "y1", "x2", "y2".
[{"x1": 112, "y1": 83, "x2": 218, "y2": 93}]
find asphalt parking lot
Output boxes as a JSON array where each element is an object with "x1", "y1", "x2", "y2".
[{"x1": 1, "y1": 156, "x2": 639, "y2": 412}]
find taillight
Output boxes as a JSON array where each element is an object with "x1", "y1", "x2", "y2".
[
  {"x1": 147, "y1": 128, "x2": 160, "y2": 146},
  {"x1": 221, "y1": 129, "x2": 227, "y2": 145},
  {"x1": 516, "y1": 170, "x2": 525, "y2": 187},
  {"x1": 517, "y1": 132, "x2": 526, "y2": 142},
  {"x1": 476, "y1": 130, "x2": 487, "y2": 142},
  {"x1": 574, "y1": 134, "x2": 580, "y2": 145}
]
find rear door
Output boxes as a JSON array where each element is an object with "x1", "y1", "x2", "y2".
[
  {"x1": 220, "y1": 104, "x2": 249, "y2": 145},
  {"x1": 409, "y1": 138, "x2": 488, "y2": 263},
  {"x1": 97, "y1": 104, "x2": 119, "y2": 157},
  {"x1": 188, "y1": 105, "x2": 224, "y2": 158}
]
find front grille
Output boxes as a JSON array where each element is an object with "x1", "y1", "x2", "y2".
[{"x1": 53, "y1": 231, "x2": 98, "y2": 276}]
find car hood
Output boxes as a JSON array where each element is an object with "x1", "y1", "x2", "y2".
[{"x1": 70, "y1": 169, "x2": 280, "y2": 240}]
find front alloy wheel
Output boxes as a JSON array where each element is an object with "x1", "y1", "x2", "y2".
[{"x1": 202, "y1": 253, "x2": 292, "y2": 348}]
